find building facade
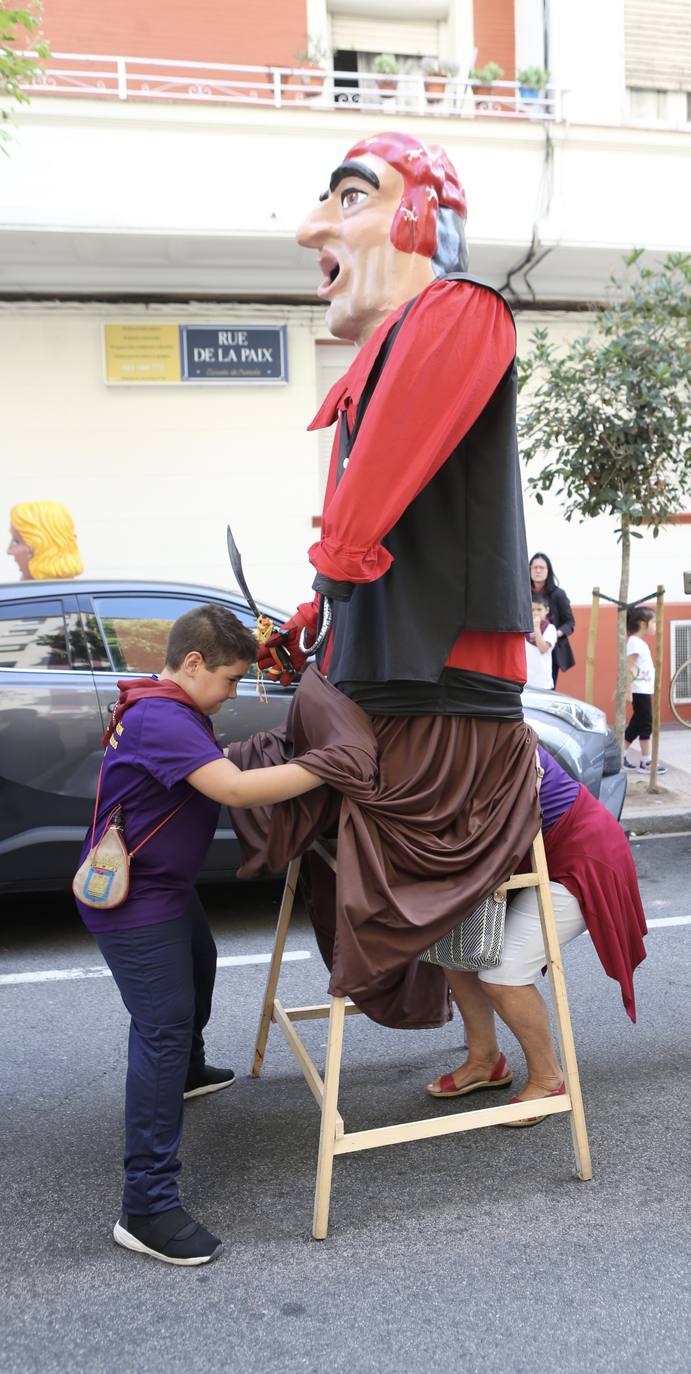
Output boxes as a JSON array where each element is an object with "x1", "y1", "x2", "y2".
[{"x1": 2, "y1": 0, "x2": 690, "y2": 715}]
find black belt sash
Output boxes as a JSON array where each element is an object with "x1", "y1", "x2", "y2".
[{"x1": 337, "y1": 668, "x2": 524, "y2": 720}]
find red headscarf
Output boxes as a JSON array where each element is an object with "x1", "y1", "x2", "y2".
[
  {"x1": 345, "y1": 131, "x2": 467, "y2": 258},
  {"x1": 102, "y1": 677, "x2": 213, "y2": 746}
]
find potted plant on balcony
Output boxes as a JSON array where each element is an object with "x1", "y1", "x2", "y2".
[
  {"x1": 285, "y1": 35, "x2": 329, "y2": 101},
  {"x1": 420, "y1": 56, "x2": 459, "y2": 103},
  {"x1": 517, "y1": 66, "x2": 549, "y2": 101},
  {"x1": 372, "y1": 53, "x2": 399, "y2": 95},
  {"x1": 469, "y1": 61, "x2": 504, "y2": 100}
]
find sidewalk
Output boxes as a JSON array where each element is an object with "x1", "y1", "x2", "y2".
[{"x1": 621, "y1": 725, "x2": 691, "y2": 834}]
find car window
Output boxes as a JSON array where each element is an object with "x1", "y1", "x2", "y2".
[
  {"x1": 92, "y1": 595, "x2": 257, "y2": 674},
  {"x1": 77, "y1": 612, "x2": 112, "y2": 672},
  {"x1": 0, "y1": 599, "x2": 69, "y2": 670}
]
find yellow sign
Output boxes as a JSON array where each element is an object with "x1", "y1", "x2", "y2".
[{"x1": 104, "y1": 324, "x2": 181, "y2": 384}]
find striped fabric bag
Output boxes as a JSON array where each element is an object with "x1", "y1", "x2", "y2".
[{"x1": 419, "y1": 890, "x2": 506, "y2": 972}]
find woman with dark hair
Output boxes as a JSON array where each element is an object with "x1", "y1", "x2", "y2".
[{"x1": 529, "y1": 552, "x2": 575, "y2": 688}]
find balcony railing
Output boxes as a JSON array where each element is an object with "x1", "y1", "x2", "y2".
[{"x1": 20, "y1": 52, "x2": 564, "y2": 121}]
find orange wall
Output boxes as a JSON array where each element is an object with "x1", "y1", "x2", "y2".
[
  {"x1": 472, "y1": 0, "x2": 516, "y2": 80},
  {"x1": 42, "y1": 0, "x2": 308, "y2": 66},
  {"x1": 566, "y1": 602, "x2": 691, "y2": 723}
]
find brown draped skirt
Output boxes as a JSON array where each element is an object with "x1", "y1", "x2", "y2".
[{"x1": 229, "y1": 667, "x2": 540, "y2": 1030}]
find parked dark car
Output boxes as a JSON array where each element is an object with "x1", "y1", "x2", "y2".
[{"x1": 0, "y1": 579, "x2": 626, "y2": 894}]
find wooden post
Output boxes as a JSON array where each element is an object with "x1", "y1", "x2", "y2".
[
  {"x1": 584, "y1": 587, "x2": 600, "y2": 704},
  {"x1": 532, "y1": 832, "x2": 592, "y2": 1181},
  {"x1": 648, "y1": 585, "x2": 665, "y2": 793},
  {"x1": 251, "y1": 856, "x2": 302, "y2": 1077},
  {"x1": 312, "y1": 996, "x2": 346, "y2": 1240}
]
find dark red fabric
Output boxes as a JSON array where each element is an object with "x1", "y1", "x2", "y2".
[
  {"x1": 306, "y1": 278, "x2": 526, "y2": 684},
  {"x1": 102, "y1": 678, "x2": 212, "y2": 746},
  {"x1": 541, "y1": 785, "x2": 648, "y2": 1022}
]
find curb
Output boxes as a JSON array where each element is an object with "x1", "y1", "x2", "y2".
[{"x1": 623, "y1": 810, "x2": 691, "y2": 836}]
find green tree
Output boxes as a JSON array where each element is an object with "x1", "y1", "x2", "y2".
[
  {"x1": 1, "y1": 3, "x2": 50, "y2": 153},
  {"x1": 518, "y1": 250, "x2": 691, "y2": 744}
]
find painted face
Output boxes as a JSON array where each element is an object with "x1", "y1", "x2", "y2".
[
  {"x1": 530, "y1": 558, "x2": 549, "y2": 586},
  {"x1": 296, "y1": 153, "x2": 435, "y2": 344},
  {"x1": 185, "y1": 658, "x2": 251, "y2": 715},
  {"x1": 7, "y1": 526, "x2": 34, "y2": 580}
]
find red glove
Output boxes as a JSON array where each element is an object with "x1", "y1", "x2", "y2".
[
  {"x1": 256, "y1": 628, "x2": 306, "y2": 686},
  {"x1": 255, "y1": 601, "x2": 318, "y2": 685}
]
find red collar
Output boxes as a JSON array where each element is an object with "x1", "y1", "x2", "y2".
[
  {"x1": 308, "y1": 282, "x2": 442, "y2": 431},
  {"x1": 103, "y1": 677, "x2": 212, "y2": 746}
]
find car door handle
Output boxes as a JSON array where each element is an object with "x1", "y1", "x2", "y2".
[{"x1": 107, "y1": 701, "x2": 117, "y2": 713}]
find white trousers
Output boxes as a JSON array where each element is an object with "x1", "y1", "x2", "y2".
[{"x1": 477, "y1": 881, "x2": 586, "y2": 987}]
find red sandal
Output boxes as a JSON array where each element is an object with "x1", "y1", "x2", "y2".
[
  {"x1": 427, "y1": 1053, "x2": 513, "y2": 1099},
  {"x1": 500, "y1": 1081, "x2": 566, "y2": 1127}
]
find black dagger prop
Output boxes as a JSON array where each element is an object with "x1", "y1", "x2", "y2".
[{"x1": 225, "y1": 525, "x2": 293, "y2": 676}]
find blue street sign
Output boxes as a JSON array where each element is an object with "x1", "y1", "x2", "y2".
[{"x1": 180, "y1": 325, "x2": 288, "y2": 384}]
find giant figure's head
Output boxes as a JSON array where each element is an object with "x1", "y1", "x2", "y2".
[
  {"x1": 8, "y1": 501, "x2": 84, "y2": 580},
  {"x1": 297, "y1": 131, "x2": 468, "y2": 344}
]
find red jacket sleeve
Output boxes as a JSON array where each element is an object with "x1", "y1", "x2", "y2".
[{"x1": 308, "y1": 281, "x2": 515, "y2": 584}]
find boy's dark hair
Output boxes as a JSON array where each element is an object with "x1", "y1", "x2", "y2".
[
  {"x1": 627, "y1": 606, "x2": 655, "y2": 636},
  {"x1": 532, "y1": 594, "x2": 550, "y2": 612},
  {"x1": 165, "y1": 603, "x2": 258, "y2": 670}
]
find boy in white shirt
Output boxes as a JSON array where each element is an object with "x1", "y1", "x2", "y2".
[
  {"x1": 624, "y1": 607, "x2": 667, "y2": 774},
  {"x1": 525, "y1": 596, "x2": 557, "y2": 691}
]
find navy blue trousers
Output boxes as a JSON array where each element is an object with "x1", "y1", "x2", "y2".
[{"x1": 95, "y1": 890, "x2": 217, "y2": 1216}]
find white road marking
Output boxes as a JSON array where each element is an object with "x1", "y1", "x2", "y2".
[
  {"x1": 645, "y1": 916, "x2": 691, "y2": 928},
  {"x1": 629, "y1": 830, "x2": 691, "y2": 841},
  {"x1": 0, "y1": 950, "x2": 311, "y2": 987},
  {"x1": 216, "y1": 951, "x2": 310, "y2": 968},
  {"x1": 2, "y1": 919, "x2": 689, "y2": 988}
]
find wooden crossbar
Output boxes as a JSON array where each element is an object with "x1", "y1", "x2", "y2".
[
  {"x1": 251, "y1": 830, "x2": 592, "y2": 1239},
  {"x1": 283, "y1": 1002, "x2": 362, "y2": 1021}
]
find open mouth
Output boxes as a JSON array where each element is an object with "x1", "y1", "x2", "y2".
[{"x1": 317, "y1": 249, "x2": 342, "y2": 299}]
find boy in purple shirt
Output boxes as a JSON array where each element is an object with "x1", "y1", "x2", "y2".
[{"x1": 76, "y1": 604, "x2": 323, "y2": 1266}]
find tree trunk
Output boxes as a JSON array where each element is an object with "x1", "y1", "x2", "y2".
[{"x1": 615, "y1": 515, "x2": 631, "y2": 749}]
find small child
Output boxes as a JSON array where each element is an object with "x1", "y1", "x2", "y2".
[
  {"x1": 75, "y1": 603, "x2": 324, "y2": 1267},
  {"x1": 525, "y1": 595, "x2": 557, "y2": 691},
  {"x1": 624, "y1": 607, "x2": 667, "y2": 775}
]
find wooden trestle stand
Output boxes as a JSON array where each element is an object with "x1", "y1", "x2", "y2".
[{"x1": 251, "y1": 833, "x2": 593, "y2": 1239}]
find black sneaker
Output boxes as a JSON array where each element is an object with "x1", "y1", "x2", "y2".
[
  {"x1": 184, "y1": 1064, "x2": 236, "y2": 1100},
  {"x1": 113, "y1": 1207, "x2": 222, "y2": 1266}
]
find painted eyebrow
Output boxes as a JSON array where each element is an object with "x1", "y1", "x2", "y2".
[{"x1": 318, "y1": 161, "x2": 381, "y2": 201}]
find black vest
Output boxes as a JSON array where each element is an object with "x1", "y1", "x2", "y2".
[{"x1": 319, "y1": 273, "x2": 534, "y2": 687}]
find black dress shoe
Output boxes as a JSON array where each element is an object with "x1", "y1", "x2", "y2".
[{"x1": 184, "y1": 1064, "x2": 236, "y2": 1099}]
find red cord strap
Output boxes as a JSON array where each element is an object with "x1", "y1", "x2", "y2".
[{"x1": 90, "y1": 754, "x2": 191, "y2": 859}]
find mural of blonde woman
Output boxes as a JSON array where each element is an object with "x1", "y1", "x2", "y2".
[{"x1": 7, "y1": 501, "x2": 84, "y2": 580}]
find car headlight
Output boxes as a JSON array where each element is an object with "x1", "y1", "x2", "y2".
[{"x1": 522, "y1": 690, "x2": 608, "y2": 734}]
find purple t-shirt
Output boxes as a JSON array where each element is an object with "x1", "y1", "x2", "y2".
[
  {"x1": 75, "y1": 698, "x2": 222, "y2": 934},
  {"x1": 538, "y1": 745, "x2": 580, "y2": 832}
]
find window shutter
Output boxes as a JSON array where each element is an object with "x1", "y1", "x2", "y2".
[
  {"x1": 625, "y1": 0, "x2": 691, "y2": 90},
  {"x1": 330, "y1": 14, "x2": 440, "y2": 57}
]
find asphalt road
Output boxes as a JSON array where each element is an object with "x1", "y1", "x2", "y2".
[{"x1": 1, "y1": 836, "x2": 690, "y2": 1374}]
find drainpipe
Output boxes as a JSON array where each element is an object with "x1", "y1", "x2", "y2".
[{"x1": 499, "y1": 0, "x2": 555, "y2": 302}]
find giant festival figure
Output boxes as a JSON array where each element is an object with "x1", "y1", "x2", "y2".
[
  {"x1": 8, "y1": 500, "x2": 83, "y2": 580},
  {"x1": 239, "y1": 128, "x2": 647, "y2": 1104},
  {"x1": 231, "y1": 130, "x2": 548, "y2": 1031}
]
